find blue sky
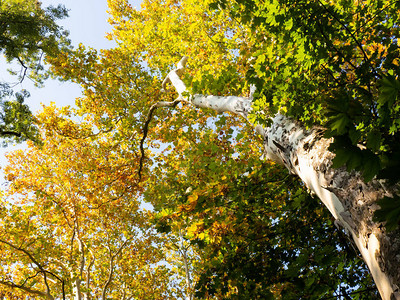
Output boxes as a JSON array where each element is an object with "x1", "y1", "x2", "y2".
[{"x1": 3, "y1": 0, "x2": 141, "y2": 112}]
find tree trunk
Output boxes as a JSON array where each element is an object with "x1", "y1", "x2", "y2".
[
  {"x1": 163, "y1": 59, "x2": 400, "y2": 299},
  {"x1": 262, "y1": 114, "x2": 400, "y2": 300},
  {"x1": 178, "y1": 230, "x2": 194, "y2": 300}
]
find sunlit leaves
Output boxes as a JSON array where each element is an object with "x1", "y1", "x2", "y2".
[
  {"x1": 215, "y1": 0, "x2": 400, "y2": 186},
  {"x1": 151, "y1": 159, "x2": 377, "y2": 298},
  {"x1": 2, "y1": 0, "x2": 395, "y2": 297},
  {"x1": 0, "y1": 104, "x2": 180, "y2": 298}
]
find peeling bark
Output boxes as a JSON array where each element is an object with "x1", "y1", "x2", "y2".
[
  {"x1": 163, "y1": 58, "x2": 400, "y2": 300},
  {"x1": 262, "y1": 114, "x2": 400, "y2": 300}
]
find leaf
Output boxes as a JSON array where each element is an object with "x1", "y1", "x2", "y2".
[
  {"x1": 285, "y1": 18, "x2": 293, "y2": 30},
  {"x1": 373, "y1": 196, "x2": 400, "y2": 231},
  {"x1": 362, "y1": 151, "x2": 381, "y2": 182},
  {"x1": 332, "y1": 148, "x2": 351, "y2": 168},
  {"x1": 329, "y1": 113, "x2": 351, "y2": 135},
  {"x1": 366, "y1": 130, "x2": 381, "y2": 152},
  {"x1": 378, "y1": 75, "x2": 400, "y2": 107}
]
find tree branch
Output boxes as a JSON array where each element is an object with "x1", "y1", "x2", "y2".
[
  {"x1": 161, "y1": 57, "x2": 252, "y2": 117},
  {"x1": 0, "y1": 239, "x2": 55, "y2": 299},
  {"x1": 84, "y1": 249, "x2": 95, "y2": 300},
  {"x1": 138, "y1": 99, "x2": 181, "y2": 180},
  {"x1": 138, "y1": 57, "x2": 254, "y2": 180},
  {"x1": 16, "y1": 56, "x2": 28, "y2": 83},
  {"x1": 0, "y1": 280, "x2": 48, "y2": 298},
  {"x1": 317, "y1": 0, "x2": 369, "y2": 63},
  {"x1": 315, "y1": 20, "x2": 358, "y2": 70},
  {"x1": 0, "y1": 130, "x2": 22, "y2": 137},
  {"x1": 101, "y1": 239, "x2": 129, "y2": 300}
]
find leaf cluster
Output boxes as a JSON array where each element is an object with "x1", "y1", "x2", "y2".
[
  {"x1": 0, "y1": 107, "x2": 180, "y2": 298},
  {"x1": 0, "y1": 0, "x2": 70, "y2": 83},
  {"x1": 150, "y1": 160, "x2": 378, "y2": 299},
  {"x1": 33, "y1": 0, "x2": 392, "y2": 297},
  {"x1": 210, "y1": 0, "x2": 400, "y2": 228},
  {"x1": 0, "y1": 88, "x2": 40, "y2": 145}
]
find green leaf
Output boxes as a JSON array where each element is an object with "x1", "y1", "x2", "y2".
[
  {"x1": 373, "y1": 196, "x2": 400, "y2": 231},
  {"x1": 378, "y1": 75, "x2": 400, "y2": 107},
  {"x1": 362, "y1": 151, "x2": 381, "y2": 182},
  {"x1": 329, "y1": 113, "x2": 351, "y2": 135},
  {"x1": 285, "y1": 18, "x2": 293, "y2": 30},
  {"x1": 348, "y1": 128, "x2": 361, "y2": 144},
  {"x1": 366, "y1": 130, "x2": 381, "y2": 152},
  {"x1": 346, "y1": 151, "x2": 362, "y2": 170},
  {"x1": 332, "y1": 148, "x2": 350, "y2": 168}
]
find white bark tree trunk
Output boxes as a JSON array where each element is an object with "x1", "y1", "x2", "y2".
[
  {"x1": 263, "y1": 114, "x2": 400, "y2": 300},
  {"x1": 178, "y1": 230, "x2": 194, "y2": 300},
  {"x1": 162, "y1": 58, "x2": 400, "y2": 300}
]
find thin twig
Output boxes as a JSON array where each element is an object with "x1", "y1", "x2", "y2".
[{"x1": 16, "y1": 56, "x2": 28, "y2": 83}]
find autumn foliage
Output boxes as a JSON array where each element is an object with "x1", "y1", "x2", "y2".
[{"x1": 1, "y1": 0, "x2": 399, "y2": 298}]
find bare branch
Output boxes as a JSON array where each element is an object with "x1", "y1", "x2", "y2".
[
  {"x1": 138, "y1": 56, "x2": 253, "y2": 180},
  {"x1": 0, "y1": 130, "x2": 22, "y2": 137},
  {"x1": 161, "y1": 56, "x2": 188, "y2": 96},
  {"x1": 16, "y1": 56, "x2": 28, "y2": 83}
]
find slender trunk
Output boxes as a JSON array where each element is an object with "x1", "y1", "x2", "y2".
[
  {"x1": 83, "y1": 251, "x2": 94, "y2": 300},
  {"x1": 71, "y1": 273, "x2": 82, "y2": 300},
  {"x1": 71, "y1": 233, "x2": 85, "y2": 300},
  {"x1": 162, "y1": 58, "x2": 400, "y2": 299},
  {"x1": 179, "y1": 230, "x2": 193, "y2": 300},
  {"x1": 102, "y1": 240, "x2": 128, "y2": 300}
]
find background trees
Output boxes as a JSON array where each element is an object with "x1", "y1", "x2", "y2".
[
  {"x1": 1, "y1": 104, "x2": 181, "y2": 299},
  {"x1": 1, "y1": 0, "x2": 399, "y2": 298}
]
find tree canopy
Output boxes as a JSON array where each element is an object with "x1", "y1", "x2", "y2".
[
  {"x1": 0, "y1": 0, "x2": 399, "y2": 298},
  {"x1": 215, "y1": 0, "x2": 400, "y2": 229},
  {"x1": 0, "y1": 0, "x2": 70, "y2": 144}
]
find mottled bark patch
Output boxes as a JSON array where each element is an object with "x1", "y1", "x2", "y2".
[{"x1": 262, "y1": 114, "x2": 400, "y2": 299}]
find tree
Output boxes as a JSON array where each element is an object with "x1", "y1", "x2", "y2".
[
  {"x1": 0, "y1": 104, "x2": 182, "y2": 299},
  {"x1": 162, "y1": 53, "x2": 400, "y2": 300},
  {"x1": 207, "y1": 1, "x2": 400, "y2": 298},
  {"x1": 41, "y1": 0, "x2": 400, "y2": 299},
  {"x1": 0, "y1": 0, "x2": 70, "y2": 144},
  {"x1": 149, "y1": 151, "x2": 379, "y2": 299}
]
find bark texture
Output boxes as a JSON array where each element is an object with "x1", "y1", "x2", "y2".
[{"x1": 262, "y1": 114, "x2": 400, "y2": 300}]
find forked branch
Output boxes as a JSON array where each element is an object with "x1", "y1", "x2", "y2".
[{"x1": 138, "y1": 57, "x2": 253, "y2": 181}]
